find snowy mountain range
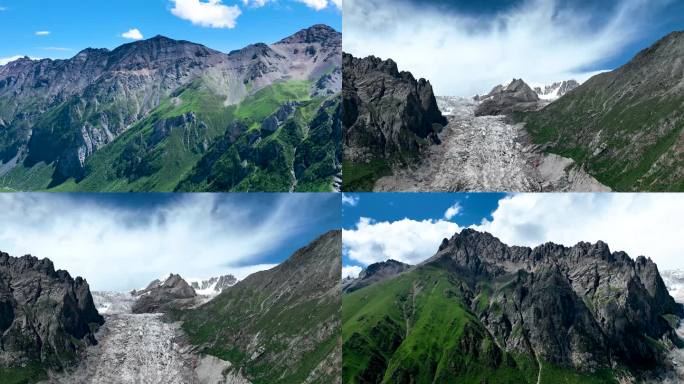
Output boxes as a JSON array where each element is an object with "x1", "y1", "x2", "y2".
[
  {"x1": 533, "y1": 80, "x2": 580, "y2": 101},
  {"x1": 93, "y1": 273, "x2": 238, "y2": 315},
  {"x1": 661, "y1": 269, "x2": 684, "y2": 303}
]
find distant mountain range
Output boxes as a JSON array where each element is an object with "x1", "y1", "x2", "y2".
[
  {"x1": 0, "y1": 24, "x2": 341, "y2": 192},
  {"x1": 343, "y1": 230, "x2": 683, "y2": 383}
]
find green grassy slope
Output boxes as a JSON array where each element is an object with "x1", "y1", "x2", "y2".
[
  {"x1": 0, "y1": 80, "x2": 340, "y2": 192},
  {"x1": 342, "y1": 266, "x2": 619, "y2": 384},
  {"x1": 523, "y1": 32, "x2": 684, "y2": 191},
  {"x1": 179, "y1": 231, "x2": 341, "y2": 384}
]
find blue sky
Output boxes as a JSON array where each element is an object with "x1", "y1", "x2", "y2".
[
  {"x1": 344, "y1": 0, "x2": 684, "y2": 96},
  {"x1": 0, "y1": 193, "x2": 340, "y2": 291},
  {"x1": 342, "y1": 193, "x2": 684, "y2": 278},
  {"x1": 0, "y1": 0, "x2": 341, "y2": 64}
]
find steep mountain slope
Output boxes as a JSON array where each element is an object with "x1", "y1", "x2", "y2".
[
  {"x1": 179, "y1": 231, "x2": 342, "y2": 384},
  {"x1": 0, "y1": 25, "x2": 341, "y2": 192},
  {"x1": 0, "y1": 252, "x2": 103, "y2": 383},
  {"x1": 342, "y1": 54, "x2": 447, "y2": 191},
  {"x1": 525, "y1": 31, "x2": 684, "y2": 191},
  {"x1": 343, "y1": 230, "x2": 683, "y2": 383}
]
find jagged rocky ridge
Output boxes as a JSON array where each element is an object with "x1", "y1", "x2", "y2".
[
  {"x1": 342, "y1": 53, "x2": 446, "y2": 191},
  {"x1": 0, "y1": 24, "x2": 341, "y2": 192},
  {"x1": 179, "y1": 230, "x2": 342, "y2": 384},
  {"x1": 0, "y1": 252, "x2": 103, "y2": 379},
  {"x1": 524, "y1": 31, "x2": 684, "y2": 191},
  {"x1": 342, "y1": 229, "x2": 683, "y2": 383}
]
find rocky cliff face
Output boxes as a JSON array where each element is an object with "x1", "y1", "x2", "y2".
[
  {"x1": 342, "y1": 259, "x2": 411, "y2": 293},
  {"x1": 0, "y1": 252, "x2": 103, "y2": 374},
  {"x1": 0, "y1": 25, "x2": 341, "y2": 192},
  {"x1": 525, "y1": 31, "x2": 684, "y2": 191},
  {"x1": 428, "y1": 229, "x2": 683, "y2": 372},
  {"x1": 475, "y1": 79, "x2": 541, "y2": 116},
  {"x1": 181, "y1": 230, "x2": 342, "y2": 384},
  {"x1": 343, "y1": 230, "x2": 683, "y2": 383},
  {"x1": 342, "y1": 53, "x2": 446, "y2": 190}
]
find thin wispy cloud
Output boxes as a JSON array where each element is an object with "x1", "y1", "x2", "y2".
[
  {"x1": 0, "y1": 194, "x2": 331, "y2": 291},
  {"x1": 35, "y1": 31, "x2": 51, "y2": 36},
  {"x1": 121, "y1": 28, "x2": 144, "y2": 40},
  {"x1": 41, "y1": 46, "x2": 73, "y2": 52},
  {"x1": 344, "y1": 0, "x2": 670, "y2": 96},
  {"x1": 443, "y1": 202, "x2": 462, "y2": 220},
  {"x1": 342, "y1": 193, "x2": 359, "y2": 207}
]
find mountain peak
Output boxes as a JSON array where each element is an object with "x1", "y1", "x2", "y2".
[{"x1": 276, "y1": 24, "x2": 340, "y2": 45}]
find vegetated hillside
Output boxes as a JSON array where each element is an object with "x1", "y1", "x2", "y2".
[
  {"x1": 524, "y1": 31, "x2": 684, "y2": 191},
  {"x1": 180, "y1": 230, "x2": 342, "y2": 384},
  {"x1": 0, "y1": 252, "x2": 103, "y2": 384},
  {"x1": 343, "y1": 230, "x2": 683, "y2": 384},
  {"x1": 342, "y1": 53, "x2": 447, "y2": 191},
  {"x1": 0, "y1": 25, "x2": 341, "y2": 192}
]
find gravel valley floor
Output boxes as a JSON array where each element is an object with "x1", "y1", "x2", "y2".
[
  {"x1": 42, "y1": 292, "x2": 248, "y2": 384},
  {"x1": 374, "y1": 97, "x2": 610, "y2": 192}
]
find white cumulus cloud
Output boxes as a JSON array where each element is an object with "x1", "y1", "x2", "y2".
[
  {"x1": 343, "y1": 217, "x2": 461, "y2": 266},
  {"x1": 343, "y1": 194, "x2": 684, "y2": 271},
  {"x1": 170, "y1": 0, "x2": 242, "y2": 29},
  {"x1": 342, "y1": 265, "x2": 363, "y2": 279},
  {"x1": 121, "y1": 28, "x2": 144, "y2": 40},
  {"x1": 344, "y1": 0, "x2": 669, "y2": 96},
  {"x1": 473, "y1": 193, "x2": 684, "y2": 270},
  {"x1": 0, "y1": 194, "x2": 326, "y2": 291}
]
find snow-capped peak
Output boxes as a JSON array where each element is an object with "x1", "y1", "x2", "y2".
[
  {"x1": 661, "y1": 269, "x2": 684, "y2": 304},
  {"x1": 186, "y1": 275, "x2": 238, "y2": 297},
  {"x1": 533, "y1": 80, "x2": 579, "y2": 101}
]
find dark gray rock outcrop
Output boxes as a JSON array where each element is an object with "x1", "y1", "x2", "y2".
[
  {"x1": 131, "y1": 274, "x2": 197, "y2": 314},
  {"x1": 426, "y1": 229, "x2": 683, "y2": 372},
  {"x1": 0, "y1": 252, "x2": 103, "y2": 371},
  {"x1": 475, "y1": 78, "x2": 541, "y2": 116},
  {"x1": 343, "y1": 259, "x2": 412, "y2": 293},
  {"x1": 342, "y1": 53, "x2": 447, "y2": 163}
]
